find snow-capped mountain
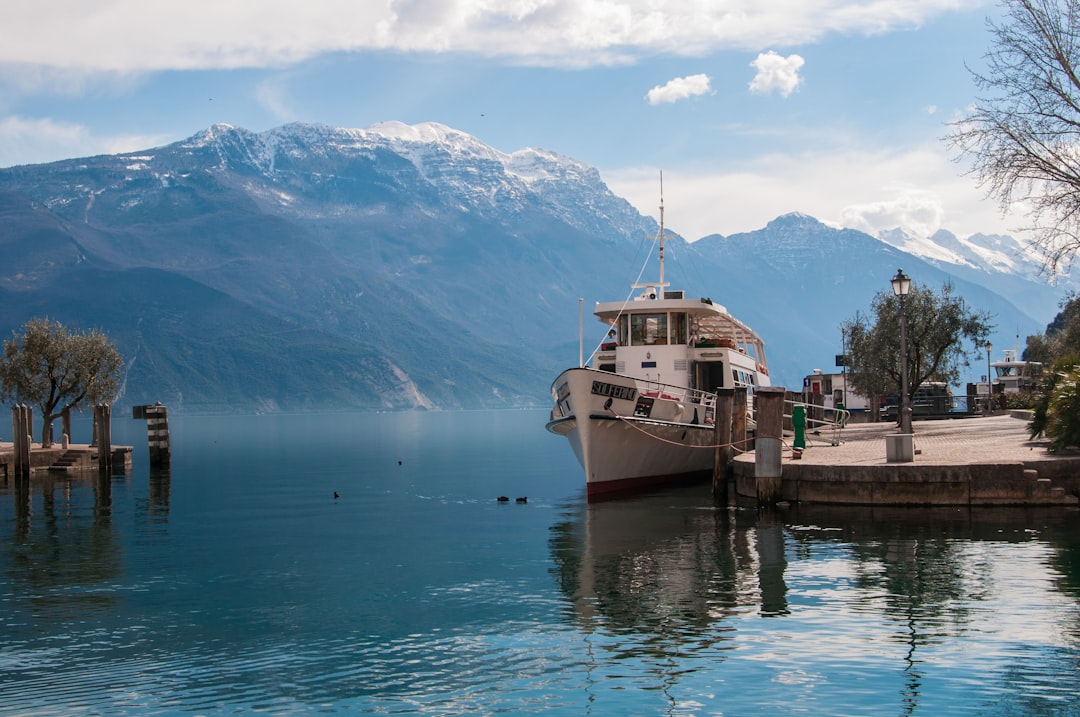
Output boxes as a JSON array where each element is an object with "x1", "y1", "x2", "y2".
[
  {"x1": 876, "y1": 225, "x2": 1076, "y2": 330},
  {"x1": 0, "y1": 122, "x2": 1072, "y2": 412}
]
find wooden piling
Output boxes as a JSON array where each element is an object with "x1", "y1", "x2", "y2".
[
  {"x1": 134, "y1": 403, "x2": 171, "y2": 467},
  {"x1": 11, "y1": 405, "x2": 32, "y2": 480},
  {"x1": 713, "y1": 388, "x2": 735, "y2": 501},
  {"x1": 94, "y1": 404, "x2": 113, "y2": 473},
  {"x1": 732, "y1": 388, "x2": 748, "y2": 453},
  {"x1": 754, "y1": 386, "x2": 787, "y2": 504}
]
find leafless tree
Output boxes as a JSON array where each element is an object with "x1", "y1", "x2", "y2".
[{"x1": 949, "y1": 0, "x2": 1080, "y2": 276}]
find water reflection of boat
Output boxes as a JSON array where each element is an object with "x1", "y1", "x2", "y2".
[{"x1": 549, "y1": 489, "x2": 789, "y2": 636}]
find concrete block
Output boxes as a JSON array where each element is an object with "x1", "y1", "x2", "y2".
[{"x1": 886, "y1": 433, "x2": 914, "y2": 463}]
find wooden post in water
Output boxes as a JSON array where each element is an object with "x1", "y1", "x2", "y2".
[
  {"x1": 732, "y1": 388, "x2": 748, "y2": 453},
  {"x1": 12, "y1": 405, "x2": 32, "y2": 480},
  {"x1": 134, "y1": 403, "x2": 171, "y2": 467},
  {"x1": 754, "y1": 386, "x2": 787, "y2": 505},
  {"x1": 94, "y1": 404, "x2": 113, "y2": 473},
  {"x1": 712, "y1": 388, "x2": 735, "y2": 501}
]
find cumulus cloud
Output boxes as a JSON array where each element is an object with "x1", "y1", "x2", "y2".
[
  {"x1": 749, "y1": 51, "x2": 805, "y2": 97},
  {"x1": 841, "y1": 193, "x2": 946, "y2": 238},
  {"x1": 646, "y1": 74, "x2": 712, "y2": 105},
  {"x1": 0, "y1": 1, "x2": 972, "y2": 73}
]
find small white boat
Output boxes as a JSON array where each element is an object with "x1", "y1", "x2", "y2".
[
  {"x1": 991, "y1": 348, "x2": 1043, "y2": 394},
  {"x1": 546, "y1": 192, "x2": 771, "y2": 500}
]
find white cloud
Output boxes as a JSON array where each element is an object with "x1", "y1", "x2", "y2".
[
  {"x1": 0, "y1": 1, "x2": 978, "y2": 73},
  {"x1": 646, "y1": 74, "x2": 712, "y2": 105},
  {"x1": 749, "y1": 51, "x2": 805, "y2": 97},
  {"x1": 841, "y1": 193, "x2": 945, "y2": 238},
  {"x1": 602, "y1": 143, "x2": 1023, "y2": 242},
  {"x1": 0, "y1": 115, "x2": 167, "y2": 168}
]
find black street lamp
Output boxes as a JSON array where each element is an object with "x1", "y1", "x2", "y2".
[
  {"x1": 985, "y1": 341, "x2": 993, "y2": 414},
  {"x1": 891, "y1": 269, "x2": 912, "y2": 434}
]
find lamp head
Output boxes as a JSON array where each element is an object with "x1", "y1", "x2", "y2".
[{"x1": 890, "y1": 269, "x2": 911, "y2": 297}]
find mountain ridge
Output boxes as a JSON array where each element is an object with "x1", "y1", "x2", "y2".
[{"x1": 0, "y1": 121, "x2": 1073, "y2": 413}]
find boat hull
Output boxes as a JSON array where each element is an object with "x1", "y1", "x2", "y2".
[{"x1": 546, "y1": 368, "x2": 717, "y2": 499}]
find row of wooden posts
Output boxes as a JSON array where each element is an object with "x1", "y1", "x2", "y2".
[
  {"x1": 8, "y1": 403, "x2": 171, "y2": 480},
  {"x1": 712, "y1": 386, "x2": 790, "y2": 504}
]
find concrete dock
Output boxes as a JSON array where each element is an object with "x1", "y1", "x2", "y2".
[{"x1": 732, "y1": 412, "x2": 1080, "y2": 506}]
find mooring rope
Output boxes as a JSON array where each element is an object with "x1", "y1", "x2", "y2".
[{"x1": 607, "y1": 409, "x2": 770, "y2": 451}]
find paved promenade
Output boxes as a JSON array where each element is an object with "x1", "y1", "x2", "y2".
[
  {"x1": 797, "y1": 412, "x2": 1062, "y2": 465},
  {"x1": 733, "y1": 412, "x2": 1080, "y2": 506}
]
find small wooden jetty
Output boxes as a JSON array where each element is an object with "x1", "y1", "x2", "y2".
[
  {"x1": 0, "y1": 442, "x2": 133, "y2": 480},
  {"x1": 0, "y1": 403, "x2": 168, "y2": 481}
]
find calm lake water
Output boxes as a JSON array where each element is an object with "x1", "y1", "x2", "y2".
[{"x1": 2, "y1": 409, "x2": 1079, "y2": 716}]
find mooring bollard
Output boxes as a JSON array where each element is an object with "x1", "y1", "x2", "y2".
[
  {"x1": 754, "y1": 387, "x2": 787, "y2": 504},
  {"x1": 713, "y1": 388, "x2": 735, "y2": 501},
  {"x1": 133, "y1": 403, "x2": 171, "y2": 467}
]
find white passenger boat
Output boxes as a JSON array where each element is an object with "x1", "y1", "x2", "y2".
[
  {"x1": 546, "y1": 196, "x2": 771, "y2": 500},
  {"x1": 991, "y1": 348, "x2": 1043, "y2": 394}
]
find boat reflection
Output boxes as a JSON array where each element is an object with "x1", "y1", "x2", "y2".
[
  {"x1": 549, "y1": 489, "x2": 1080, "y2": 714},
  {"x1": 549, "y1": 487, "x2": 788, "y2": 636}
]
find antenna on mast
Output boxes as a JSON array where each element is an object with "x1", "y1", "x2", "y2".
[
  {"x1": 632, "y1": 170, "x2": 670, "y2": 297},
  {"x1": 658, "y1": 171, "x2": 665, "y2": 292}
]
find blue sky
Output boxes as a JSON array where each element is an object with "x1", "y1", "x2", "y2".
[{"x1": 1, "y1": 1, "x2": 1017, "y2": 242}]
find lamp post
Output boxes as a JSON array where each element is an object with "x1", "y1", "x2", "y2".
[
  {"x1": 891, "y1": 269, "x2": 912, "y2": 435},
  {"x1": 840, "y1": 326, "x2": 847, "y2": 411},
  {"x1": 985, "y1": 341, "x2": 993, "y2": 414}
]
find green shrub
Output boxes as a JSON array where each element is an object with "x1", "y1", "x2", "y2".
[
  {"x1": 1004, "y1": 392, "x2": 1037, "y2": 410},
  {"x1": 1046, "y1": 365, "x2": 1080, "y2": 452},
  {"x1": 1030, "y1": 356, "x2": 1080, "y2": 452}
]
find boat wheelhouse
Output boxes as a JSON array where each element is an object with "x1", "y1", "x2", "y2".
[{"x1": 992, "y1": 349, "x2": 1043, "y2": 394}]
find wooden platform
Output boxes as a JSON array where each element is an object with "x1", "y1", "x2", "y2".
[{"x1": 0, "y1": 442, "x2": 133, "y2": 480}]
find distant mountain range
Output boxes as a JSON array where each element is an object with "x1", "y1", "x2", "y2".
[{"x1": 1, "y1": 122, "x2": 1074, "y2": 413}]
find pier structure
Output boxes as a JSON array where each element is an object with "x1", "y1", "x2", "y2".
[
  {"x1": 719, "y1": 386, "x2": 1080, "y2": 507},
  {"x1": 2, "y1": 405, "x2": 132, "y2": 480}
]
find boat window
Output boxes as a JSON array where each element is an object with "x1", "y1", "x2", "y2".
[
  {"x1": 631, "y1": 313, "x2": 668, "y2": 345},
  {"x1": 671, "y1": 313, "x2": 688, "y2": 345}
]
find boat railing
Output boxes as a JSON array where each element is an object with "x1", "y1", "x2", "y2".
[{"x1": 636, "y1": 379, "x2": 719, "y2": 424}]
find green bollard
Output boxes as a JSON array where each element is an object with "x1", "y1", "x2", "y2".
[{"x1": 792, "y1": 403, "x2": 806, "y2": 452}]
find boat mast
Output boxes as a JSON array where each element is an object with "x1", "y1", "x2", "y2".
[
  {"x1": 658, "y1": 171, "x2": 665, "y2": 292},
  {"x1": 635, "y1": 171, "x2": 669, "y2": 298}
]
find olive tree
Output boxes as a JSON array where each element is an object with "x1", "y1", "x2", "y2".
[
  {"x1": 843, "y1": 282, "x2": 993, "y2": 425},
  {"x1": 948, "y1": 0, "x2": 1080, "y2": 276},
  {"x1": 0, "y1": 318, "x2": 123, "y2": 446}
]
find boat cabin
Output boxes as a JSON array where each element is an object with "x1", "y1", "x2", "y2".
[
  {"x1": 589, "y1": 285, "x2": 769, "y2": 394},
  {"x1": 992, "y1": 349, "x2": 1043, "y2": 394}
]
